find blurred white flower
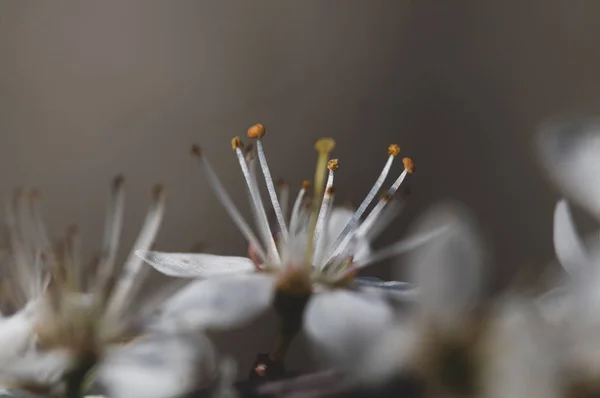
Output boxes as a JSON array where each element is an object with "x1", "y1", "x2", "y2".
[
  {"x1": 536, "y1": 117, "x2": 600, "y2": 394},
  {"x1": 0, "y1": 179, "x2": 216, "y2": 398},
  {"x1": 138, "y1": 125, "x2": 446, "y2": 368}
]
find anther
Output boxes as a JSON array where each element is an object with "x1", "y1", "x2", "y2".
[
  {"x1": 231, "y1": 136, "x2": 244, "y2": 150},
  {"x1": 388, "y1": 144, "x2": 400, "y2": 157},
  {"x1": 247, "y1": 123, "x2": 266, "y2": 139},
  {"x1": 191, "y1": 144, "x2": 201, "y2": 157},
  {"x1": 327, "y1": 159, "x2": 339, "y2": 171},
  {"x1": 402, "y1": 157, "x2": 415, "y2": 173},
  {"x1": 152, "y1": 184, "x2": 165, "y2": 200},
  {"x1": 112, "y1": 174, "x2": 125, "y2": 192}
]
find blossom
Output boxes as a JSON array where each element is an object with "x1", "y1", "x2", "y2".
[
  {"x1": 0, "y1": 179, "x2": 216, "y2": 398},
  {"x1": 333, "y1": 203, "x2": 561, "y2": 398},
  {"x1": 535, "y1": 117, "x2": 600, "y2": 392},
  {"x1": 138, "y1": 124, "x2": 446, "y2": 369}
]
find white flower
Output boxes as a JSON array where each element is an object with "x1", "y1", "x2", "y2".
[
  {"x1": 536, "y1": 117, "x2": 600, "y2": 391},
  {"x1": 0, "y1": 178, "x2": 216, "y2": 398},
  {"x1": 345, "y1": 203, "x2": 561, "y2": 398},
  {"x1": 137, "y1": 125, "x2": 446, "y2": 365},
  {"x1": 358, "y1": 203, "x2": 487, "y2": 387}
]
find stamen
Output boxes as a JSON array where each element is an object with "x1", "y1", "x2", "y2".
[
  {"x1": 244, "y1": 142, "x2": 263, "y2": 234},
  {"x1": 28, "y1": 190, "x2": 53, "y2": 258},
  {"x1": 361, "y1": 198, "x2": 404, "y2": 242},
  {"x1": 313, "y1": 186, "x2": 335, "y2": 266},
  {"x1": 65, "y1": 225, "x2": 82, "y2": 291},
  {"x1": 191, "y1": 145, "x2": 268, "y2": 263},
  {"x1": 94, "y1": 175, "x2": 125, "y2": 299},
  {"x1": 233, "y1": 138, "x2": 281, "y2": 264},
  {"x1": 249, "y1": 126, "x2": 290, "y2": 243},
  {"x1": 5, "y1": 189, "x2": 34, "y2": 301},
  {"x1": 107, "y1": 184, "x2": 166, "y2": 316},
  {"x1": 289, "y1": 180, "x2": 310, "y2": 237},
  {"x1": 305, "y1": 139, "x2": 335, "y2": 267},
  {"x1": 277, "y1": 180, "x2": 289, "y2": 224},
  {"x1": 312, "y1": 160, "x2": 338, "y2": 265},
  {"x1": 338, "y1": 225, "x2": 450, "y2": 278},
  {"x1": 322, "y1": 145, "x2": 400, "y2": 263},
  {"x1": 325, "y1": 154, "x2": 413, "y2": 264}
]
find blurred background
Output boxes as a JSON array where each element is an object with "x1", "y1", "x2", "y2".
[{"x1": 0, "y1": 0, "x2": 599, "y2": 375}]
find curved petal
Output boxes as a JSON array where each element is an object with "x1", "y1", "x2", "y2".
[
  {"x1": 154, "y1": 273, "x2": 275, "y2": 332},
  {"x1": 407, "y1": 203, "x2": 485, "y2": 331},
  {"x1": 536, "y1": 286, "x2": 574, "y2": 325},
  {"x1": 553, "y1": 199, "x2": 592, "y2": 276},
  {"x1": 0, "y1": 310, "x2": 37, "y2": 366},
  {"x1": 303, "y1": 289, "x2": 394, "y2": 371},
  {"x1": 327, "y1": 208, "x2": 372, "y2": 262},
  {"x1": 99, "y1": 333, "x2": 216, "y2": 398},
  {"x1": 483, "y1": 299, "x2": 561, "y2": 398},
  {"x1": 0, "y1": 387, "x2": 47, "y2": 398},
  {"x1": 137, "y1": 251, "x2": 255, "y2": 278},
  {"x1": 0, "y1": 350, "x2": 72, "y2": 388},
  {"x1": 359, "y1": 321, "x2": 418, "y2": 384},
  {"x1": 353, "y1": 277, "x2": 419, "y2": 302},
  {"x1": 537, "y1": 117, "x2": 600, "y2": 219}
]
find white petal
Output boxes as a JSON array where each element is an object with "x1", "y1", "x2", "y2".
[
  {"x1": 0, "y1": 350, "x2": 72, "y2": 387},
  {"x1": 353, "y1": 277, "x2": 419, "y2": 302},
  {"x1": 327, "y1": 208, "x2": 372, "y2": 261},
  {"x1": 155, "y1": 273, "x2": 275, "y2": 332},
  {"x1": 359, "y1": 321, "x2": 418, "y2": 384},
  {"x1": 304, "y1": 289, "x2": 394, "y2": 371},
  {"x1": 537, "y1": 118, "x2": 600, "y2": 219},
  {"x1": 553, "y1": 199, "x2": 592, "y2": 276},
  {"x1": 407, "y1": 203, "x2": 485, "y2": 331},
  {"x1": 0, "y1": 311, "x2": 36, "y2": 365},
  {"x1": 99, "y1": 334, "x2": 216, "y2": 398},
  {"x1": 137, "y1": 251, "x2": 255, "y2": 278},
  {"x1": 536, "y1": 286, "x2": 574, "y2": 325},
  {"x1": 326, "y1": 208, "x2": 354, "y2": 242},
  {"x1": 483, "y1": 299, "x2": 561, "y2": 398},
  {"x1": 0, "y1": 387, "x2": 47, "y2": 398}
]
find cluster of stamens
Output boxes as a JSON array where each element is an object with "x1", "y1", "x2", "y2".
[{"x1": 191, "y1": 124, "x2": 415, "y2": 285}]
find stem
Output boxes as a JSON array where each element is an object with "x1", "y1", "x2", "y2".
[
  {"x1": 269, "y1": 290, "x2": 311, "y2": 364},
  {"x1": 269, "y1": 322, "x2": 296, "y2": 363},
  {"x1": 64, "y1": 355, "x2": 96, "y2": 398}
]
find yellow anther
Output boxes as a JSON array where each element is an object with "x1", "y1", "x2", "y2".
[
  {"x1": 231, "y1": 136, "x2": 244, "y2": 150},
  {"x1": 388, "y1": 144, "x2": 400, "y2": 157},
  {"x1": 247, "y1": 123, "x2": 266, "y2": 139},
  {"x1": 403, "y1": 157, "x2": 415, "y2": 173},
  {"x1": 327, "y1": 159, "x2": 339, "y2": 171}
]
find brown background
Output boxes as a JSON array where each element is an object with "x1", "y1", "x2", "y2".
[{"x1": 0, "y1": 0, "x2": 599, "y2": 374}]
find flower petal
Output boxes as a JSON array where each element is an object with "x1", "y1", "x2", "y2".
[
  {"x1": 553, "y1": 199, "x2": 592, "y2": 276},
  {"x1": 137, "y1": 251, "x2": 255, "y2": 278},
  {"x1": 99, "y1": 333, "x2": 216, "y2": 398},
  {"x1": 0, "y1": 387, "x2": 47, "y2": 398},
  {"x1": 303, "y1": 289, "x2": 394, "y2": 370},
  {"x1": 326, "y1": 208, "x2": 372, "y2": 261},
  {"x1": 407, "y1": 203, "x2": 485, "y2": 330},
  {"x1": 359, "y1": 321, "x2": 418, "y2": 383},
  {"x1": 483, "y1": 299, "x2": 561, "y2": 398},
  {"x1": 0, "y1": 350, "x2": 72, "y2": 388},
  {"x1": 154, "y1": 273, "x2": 275, "y2": 332},
  {"x1": 537, "y1": 117, "x2": 600, "y2": 219},
  {"x1": 536, "y1": 286, "x2": 574, "y2": 325},
  {"x1": 353, "y1": 277, "x2": 419, "y2": 302},
  {"x1": 0, "y1": 311, "x2": 36, "y2": 365}
]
